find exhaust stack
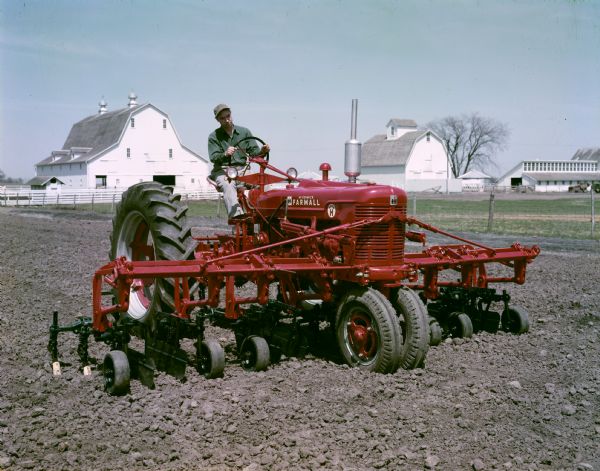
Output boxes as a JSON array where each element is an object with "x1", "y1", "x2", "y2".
[{"x1": 344, "y1": 99, "x2": 361, "y2": 183}]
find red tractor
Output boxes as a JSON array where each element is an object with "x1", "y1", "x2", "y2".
[{"x1": 49, "y1": 138, "x2": 539, "y2": 395}]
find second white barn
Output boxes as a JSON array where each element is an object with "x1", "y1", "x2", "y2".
[{"x1": 359, "y1": 119, "x2": 461, "y2": 192}]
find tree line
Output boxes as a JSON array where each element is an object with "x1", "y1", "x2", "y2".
[{"x1": 0, "y1": 169, "x2": 25, "y2": 184}]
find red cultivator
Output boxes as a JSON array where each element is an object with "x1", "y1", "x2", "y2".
[{"x1": 49, "y1": 142, "x2": 539, "y2": 395}]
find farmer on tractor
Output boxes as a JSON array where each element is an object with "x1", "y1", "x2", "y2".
[{"x1": 208, "y1": 103, "x2": 270, "y2": 218}]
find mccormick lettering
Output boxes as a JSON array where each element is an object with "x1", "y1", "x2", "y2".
[{"x1": 286, "y1": 195, "x2": 321, "y2": 207}]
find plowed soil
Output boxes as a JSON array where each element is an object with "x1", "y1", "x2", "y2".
[{"x1": 0, "y1": 208, "x2": 599, "y2": 471}]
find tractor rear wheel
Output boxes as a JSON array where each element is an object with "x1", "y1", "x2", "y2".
[
  {"x1": 103, "y1": 350, "x2": 130, "y2": 396},
  {"x1": 502, "y1": 305, "x2": 529, "y2": 334},
  {"x1": 110, "y1": 182, "x2": 197, "y2": 326},
  {"x1": 335, "y1": 288, "x2": 401, "y2": 374},
  {"x1": 197, "y1": 339, "x2": 225, "y2": 379},
  {"x1": 392, "y1": 288, "x2": 430, "y2": 369}
]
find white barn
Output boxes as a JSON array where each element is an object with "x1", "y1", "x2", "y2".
[
  {"x1": 359, "y1": 119, "x2": 461, "y2": 192},
  {"x1": 33, "y1": 93, "x2": 210, "y2": 190}
]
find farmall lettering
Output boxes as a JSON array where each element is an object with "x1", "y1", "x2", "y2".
[{"x1": 287, "y1": 195, "x2": 321, "y2": 207}]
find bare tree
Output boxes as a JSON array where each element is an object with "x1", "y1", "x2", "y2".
[{"x1": 428, "y1": 113, "x2": 509, "y2": 178}]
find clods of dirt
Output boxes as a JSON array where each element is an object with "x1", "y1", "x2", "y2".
[{"x1": 0, "y1": 208, "x2": 598, "y2": 470}]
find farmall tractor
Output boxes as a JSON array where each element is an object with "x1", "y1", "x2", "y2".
[{"x1": 49, "y1": 103, "x2": 539, "y2": 395}]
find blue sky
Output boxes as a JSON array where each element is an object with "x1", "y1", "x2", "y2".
[{"x1": 1, "y1": 0, "x2": 599, "y2": 179}]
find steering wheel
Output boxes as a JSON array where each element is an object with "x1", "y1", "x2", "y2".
[{"x1": 232, "y1": 136, "x2": 269, "y2": 162}]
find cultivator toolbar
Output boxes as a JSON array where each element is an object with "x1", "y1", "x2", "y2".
[{"x1": 49, "y1": 137, "x2": 539, "y2": 395}]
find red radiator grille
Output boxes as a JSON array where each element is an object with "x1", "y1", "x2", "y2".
[{"x1": 353, "y1": 205, "x2": 405, "y2": 263}]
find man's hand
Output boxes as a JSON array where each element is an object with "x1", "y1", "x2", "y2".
[
  {"x1": 259, "y1": 144, "x2": 270, "y2": 156},
  {"x1": 225, "y1": 146, "x2": 236, "y2": 157}
]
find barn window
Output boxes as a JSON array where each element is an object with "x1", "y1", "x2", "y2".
[
  {"x1": 127, "y1": 148, "x2": 131, "y2": 159},
  {"x1": 169, "y1": 149, "x2": 173, "y2": 159},
  {"x1": 130, "y1": 118, "x2": 135, "y2": 128},
  {"x1": 426, "y1": 132, "x2": 431, "y2": 142},
  {"x1": 163, "y1": 119, "x2": 167, "y2": 129}
]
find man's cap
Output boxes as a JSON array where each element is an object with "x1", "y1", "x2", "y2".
[{"x1": 213, "y1": 103, "x2": 230, "y2": 118}]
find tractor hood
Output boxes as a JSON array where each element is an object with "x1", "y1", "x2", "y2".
[{"x1": 250, "y1": 180, "x2": 407, "y2": 223}]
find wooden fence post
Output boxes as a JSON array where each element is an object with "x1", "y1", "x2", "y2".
[
  {"x1": 487, "y1": 191, "x2": 495, "y2": 232},
  {"x1": 592, "y1": 187, "x2": 595, "y2": 238}
]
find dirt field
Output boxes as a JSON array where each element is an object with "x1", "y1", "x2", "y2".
[{"x1": 0, "y1": 207, "x2": 599, "y2": 471}]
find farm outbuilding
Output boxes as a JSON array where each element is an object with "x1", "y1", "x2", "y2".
[
  {"x1": 34, "y1": 93, "x2": 210, "y2": 191},
  {"x1": 359, "y1": 119, "x2": 461, "y2": 192},
  {"x1": 26, "y1": 176, "x2": 65, "y2": 191},
  {"x1": 496, "y1": 148, "x2": 600, "y2": 192},
  {"x1": 458, "y1": 170, "x2": 494, "y2": 192}
]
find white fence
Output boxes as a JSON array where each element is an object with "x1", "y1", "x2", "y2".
[{"x1": 0, "y1": 187, "x2": 220, "y2": 207}]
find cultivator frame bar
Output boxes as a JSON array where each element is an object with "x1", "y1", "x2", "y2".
[{"x1": 91, "y1": 213, "x2": 539, "y2": 333}]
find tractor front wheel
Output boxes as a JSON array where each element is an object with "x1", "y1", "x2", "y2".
[
  {"x1": 392, "y1": 288, "x2": 430, "y2": 369},
  {"x1": 336, "y1": 288, "x2": 402, "y2": 374}
]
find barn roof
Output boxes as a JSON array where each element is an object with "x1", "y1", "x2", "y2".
[
  {"x1": 26, "y1": 176, "x2": 65, "y2": 185},
  {"x1": 361, "y1": 130, "x2": 427, "y2": 167},
  {"x1": 458, "y1": 170, "x2": 492, "y2": 179},
  {"x1": 571, "y1": 148, "x2": 600, "y2": 162},
  {"x1": 523, "y1": 172, "x2": 600, "y2": 182},
  {"x1": 36, "y1": 103, "x2": 162, "y2": 166},
  {"x1": 386, "y1": 119, "x2": 417, "y2": 128}
]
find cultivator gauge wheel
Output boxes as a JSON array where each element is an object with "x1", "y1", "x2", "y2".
[
  {"x1": 335, "y1": 288, "x2": 402, "y2": 374},
  {"x1": 103, "y1": 350, "x2": 130, "y2": 396},
  {"x1": 428, "y1": 318, "x2": 443, "y2": 346},
  {"x1": 448, "y1": 312, "x2": 473, "y2": 339},
  {"x1": 197, "y1": 339, "x2": 225, "y2": 379},
  {"x1": 240, "y1": 336, "x2": 270, "y2": 372},
  {"x1": 502, "y1": 305, "x2": 530, "y2": 334}
]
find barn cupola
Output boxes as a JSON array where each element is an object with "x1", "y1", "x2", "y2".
[
  {"x1": 128, "y1": 91, "x2": 138, "y2": 108},
  {"x1": 386, "y1": 118, "x2": 417, "y2": 140},
  {"x1": 98, "y1": 98, "x2": 108, "y2": 115}
]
